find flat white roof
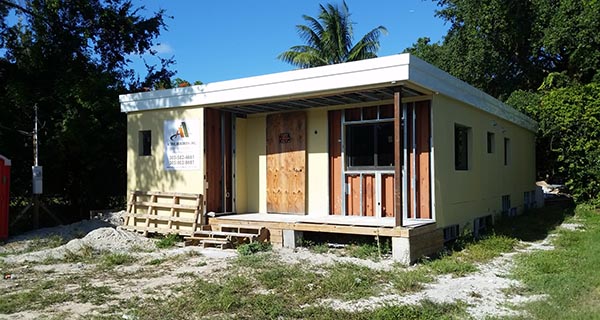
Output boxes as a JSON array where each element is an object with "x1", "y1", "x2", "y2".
[{"x1": 119, "y1": 53, "x2": 537, "y2": 132}]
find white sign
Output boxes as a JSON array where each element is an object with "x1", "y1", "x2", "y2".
[{"x1": 163, "y1": 119, "x2": 200, "y2": 170}]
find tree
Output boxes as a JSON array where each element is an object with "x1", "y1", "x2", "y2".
[
  {"x1": 406, "y1": 0, "x2": 600, "y2": 100},
  {"x1": 0, "y1": 0, "x2": 172, "y2": 223},
  {"x1": 508, "y1": 80, "x2": 600, "y2": 202},
  {"x1": 278, "y1": 1, "x2": 387, "y2": 68}
]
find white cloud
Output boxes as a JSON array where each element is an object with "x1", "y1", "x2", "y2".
[{"x1": 152, "y1": 43, "x2": 174, "y2": 54}]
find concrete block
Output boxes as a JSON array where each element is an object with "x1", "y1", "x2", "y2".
[
  {"x1": 282, "y1": 230, "x2": 303, "y2": 249},
  {"x1": 392, "y1": 237, "x2": 411, "y2": 265}
]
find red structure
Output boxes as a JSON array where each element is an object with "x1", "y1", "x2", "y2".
[{"x1": 0, "y1": 155, "x2": 10, "y2": 239}]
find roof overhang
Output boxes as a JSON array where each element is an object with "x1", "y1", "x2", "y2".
[{"x1": 119, "y1": 53, "x2": 537, "y2": 132}]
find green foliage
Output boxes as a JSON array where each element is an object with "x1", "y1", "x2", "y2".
[
  {"x1": 156, "y1": 233, "x2": 180, "y2": 249},
  {"x1": 278, "y1": 1, "x2": 387, "y2": 68},
  {"x1": 0, "y1": 0, "x2": 172, "y2": 221},
  {"x1": 406, "y1": 0, "x2": 600, "y2": 99},
  {"x1": 236, "y1": 241, "x2": 272, "y2": 256},
  {"x1": 509, "y1": 81, "x2": 600, "y2": 201}
]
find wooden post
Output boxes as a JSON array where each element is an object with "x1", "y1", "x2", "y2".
[{"x1": 394, "y1": 87, "x2": 403, "y2": 227}]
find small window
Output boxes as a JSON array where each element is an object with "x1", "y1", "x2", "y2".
[
  {"x1": 504, "y1": 138, "x2": 511, "y2": 165},
  {"x1": 139, "y1": 130, "x2": 151, "y2": 156},
  {"x1": 487, "y1": 132, "x2": 495, "y2": 153},
  {"x1": 455, "y1": 124, "x2": 470, "y2": 170}
]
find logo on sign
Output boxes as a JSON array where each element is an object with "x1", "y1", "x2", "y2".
[
  {"x1": 279, "y1": 132, "x2": 291, "y2": 144},
  {"x1": 170, "y1": 121, "x2": 189, "y2": 141}
]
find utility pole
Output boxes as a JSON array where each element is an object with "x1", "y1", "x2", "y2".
[{"x1": 32, "y1": 104, "x2": 40, "y2": 228}]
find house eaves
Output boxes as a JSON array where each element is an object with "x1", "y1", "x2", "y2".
[{"x1": 119, "y1": 53, "x2": 537, "y2": 132}]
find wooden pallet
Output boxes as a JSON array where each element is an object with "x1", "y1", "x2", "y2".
[
  {"x1": 120, "y1": 191, "x2": 203, "y2": 237},
  {"x1": 184, "y1": 224, "x2": 267, "y2": 248}
]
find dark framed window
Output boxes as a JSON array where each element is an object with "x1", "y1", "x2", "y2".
[
  {"x1": 346, "y1": 122, "x2": 394, "y2": 168},
  {"x1": 487, "y1": 132, "x2": 495, "y2": 153},
  {"x1": 504, "y1": 138, "x2": 510, "y2": 165},
  {"x1": 455, "y1": 124, "x2": 470, "y2": 170},
  {"x1": 139, "y1": 130, "x2": 152, "y2": 156}
]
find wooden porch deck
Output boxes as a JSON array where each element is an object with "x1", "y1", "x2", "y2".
[{"x1": 208, "y1": 213, "x2": 436, "y2": 239}]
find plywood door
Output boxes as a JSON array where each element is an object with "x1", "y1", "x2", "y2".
[
  {"x1": 205, "y1": 109, "x2": 233, "y2": 213},
  {"x1": 266, "y1": 112, "x2": 306, "y2": 214},
  {"x1": 205, "y1": 108, "x2": 222, "y2": 213}
]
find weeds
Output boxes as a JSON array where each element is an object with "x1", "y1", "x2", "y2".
[
  {"x1": 424, "y1": 257, "x2": 478, "y2": 277},
  {"x1": 77, "y1": 283, "x2": 115, "y2": 305},
  {"x1": 156, "y1": 233, "x2": 180, "y2": 249},
  {"x1": 100, "y1": 252, "x2": 134, "y2": 268},
  {"x1": 237, "y1": 242, "x2": 271, "y2": 256},
  {"x1": 0, "y1": 280, "x2": 71, "y2": 314},
  {"x1": 390, "y1": 269, "x2": 433, "y2": 292}
]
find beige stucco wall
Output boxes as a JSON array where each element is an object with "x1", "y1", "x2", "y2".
[
  {"x1": 240, "y1": 115, "x2": 267, "y2": 213},
  {"x1": 431, "y1": 94, "x2": 536, "y2": 229},
  {"x1": 126, "y1": 107, "x2": 205, "y2": 195},
  {"x1": 306, "y1": 109, "x2": 330, "y2": 216}
]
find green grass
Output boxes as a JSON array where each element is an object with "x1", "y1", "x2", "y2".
[
  {"x1": 0, "y1": 280, "x2": 72, "y2": 313},
  {"x1": 77, "y1": 282, "x2": 115, "y2": 305},
  {"x1": 99, "y1": 252, "x2": 134, "y2": 268},
  {"x1": 509, "y1": 204, "x2": 600, "y2": 319},
  {"x1": 344, "y1": 240, "x2": 391, "y2": 261},
  {"x1": 424, "y1": 256, "x2": 478, "y2": 277}
]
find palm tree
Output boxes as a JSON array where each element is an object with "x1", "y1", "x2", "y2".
[{"x1": 278, "y1": 1, "x2": 387, "y2": 68}]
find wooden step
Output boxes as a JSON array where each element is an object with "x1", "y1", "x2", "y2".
[
  {"x1": 219, "y1": 224, "x2": 264, "y2": 233},
  {"x1": 192, "y1": 230, "x2": 259, "y2": 239}
]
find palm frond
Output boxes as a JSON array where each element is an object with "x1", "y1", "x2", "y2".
[{"x1": 278, "y1": 1, "x2": 386, "y2": 68}]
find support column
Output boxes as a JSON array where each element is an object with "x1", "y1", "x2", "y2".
[
  {"x1": 394, "y1": 87, "x2": 403, "y2": 227},
  {"x1": 282, "y1": 230, "x2": 303, "y2": 249}
]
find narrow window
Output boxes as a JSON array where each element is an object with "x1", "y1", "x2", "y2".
[
  {"x1": 487, "y1": 132, "x2": 495, "y2": 153},
  {"x1": 504, "y1": 138, "x2": 510, "y2": 165},
  {"x1": 139, "y1": 130, "x2": 151, "y2": 156},
  {"x1": 455, "y1": 124, "x2": 470, "y2": 170}
]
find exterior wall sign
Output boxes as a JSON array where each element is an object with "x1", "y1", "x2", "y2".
[
  {"x1": 279, "y1": 132, "x2": 291, "y2": 144},
  {"x1": 164, "y1": 119, "x2": 200, "y2": 170}
]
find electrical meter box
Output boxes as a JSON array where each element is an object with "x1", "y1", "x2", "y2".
[{"x1": 32, "y1": 165, "x2": 43, "y2": 195}]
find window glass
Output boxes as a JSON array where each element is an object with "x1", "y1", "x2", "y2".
[
  {"x1": 139, "y1": 130, "x2": 151, "y2": 156},
  {"x1": 377, "y1": 123, "x2": 394, "y2": 166},
  {"x1": 346, "y1": 122, "x2": 394, "y2": 168},
  {"x1": 487, "y1": 132, "x2": 495, "y2": 153},
  {"x1": 347, "y1": 124, "x2": 374, "y2": 166},
  {"x1": 379, "y1": 105, "x2": 394, "y2": 119},
  {"x1": 455, "y1": 125, "x2": 469, "y2": 170}
]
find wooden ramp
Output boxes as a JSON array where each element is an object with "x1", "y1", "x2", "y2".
[
  {"x1": 184, "y1": 224, "x2": 268, "y2": 249},
  {"x1": 120, "y1": 191, "x2": 204, "y2": 236}
]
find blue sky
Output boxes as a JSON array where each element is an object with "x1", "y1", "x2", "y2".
[{"x1": 132, "y1": 0, "x2": 449, "y2": 84}]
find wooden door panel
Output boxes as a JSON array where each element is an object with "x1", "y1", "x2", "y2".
[
  {"x1": 266, "y1": 112, "x2": 306, "y2": 214},
  {"x1": 205, "y1": 108, "x2": 222, "y2": 213}
]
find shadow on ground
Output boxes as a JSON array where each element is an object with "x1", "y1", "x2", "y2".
[{"x1": 493, "y1": 199, "x2": 575, "y2": 242}]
